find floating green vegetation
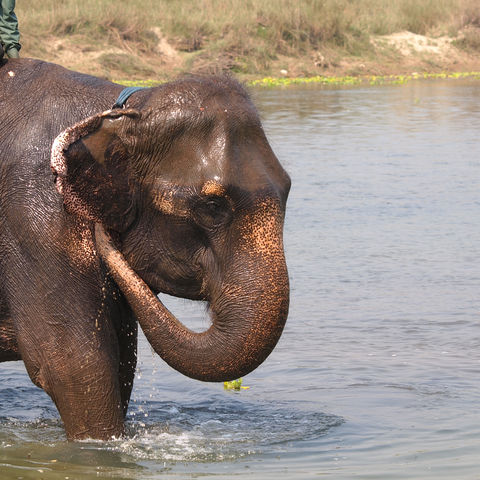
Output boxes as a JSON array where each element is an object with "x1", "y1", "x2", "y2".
[
  {"x1": 249, "y1": 75, "x2": 363, "y2": 87},
  {"x1": 115, "y1": 71, "x2": 480, "y2": 90},
  {"x1": 248, "y1": 71, "x2": 480, "y2": 88},
  {"x1": 224, "y1": 378, "x2": 250, "y2": 391},
  {"x1": 113, "y1": 79, "x2": 164, "y2": 88}
]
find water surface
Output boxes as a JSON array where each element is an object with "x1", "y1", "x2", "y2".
[{"x1": 1, "y1": 79, "x2": 480, "y2": 479}]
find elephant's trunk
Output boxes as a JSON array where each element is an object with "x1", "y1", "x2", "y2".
[{"x1": 94, "y1": 205, "x2": 289, "y2": 382}]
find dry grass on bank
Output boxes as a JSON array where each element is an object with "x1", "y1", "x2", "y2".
[{"x1": 16, "y1": 0, "x2": 480, "y2": 80}]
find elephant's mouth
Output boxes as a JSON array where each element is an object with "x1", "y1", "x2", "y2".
[{"x1": 129, "y1": 264, "x2": 207, "y2": 302}]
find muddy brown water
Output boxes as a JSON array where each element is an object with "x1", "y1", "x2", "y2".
[{"x1": 1, "y1": 79, "x2": 480, "y2": 479}]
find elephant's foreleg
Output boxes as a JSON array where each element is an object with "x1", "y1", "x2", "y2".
[
  {"x1": 12, "y1": 276, "x2": 128, "y2": 440},
  {"x1": 20, "y1": 326, "x2": 126, "y2": 440}
]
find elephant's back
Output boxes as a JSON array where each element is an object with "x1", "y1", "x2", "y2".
[{"x1": 1, "y1": 58, "x2": 120, "y2": 145}]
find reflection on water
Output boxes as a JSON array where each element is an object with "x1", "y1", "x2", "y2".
[{"x1": 1, "y1": 79, "x2": 480, "y2": 479}]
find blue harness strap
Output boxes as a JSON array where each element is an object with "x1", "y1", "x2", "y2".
[{"x1": 112, "y1": 86, "x2": 147, "y2": 109}]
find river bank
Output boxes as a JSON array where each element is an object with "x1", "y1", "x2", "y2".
[{"x1": 16, "y1": 1, "x2": 480, "y2": 84}]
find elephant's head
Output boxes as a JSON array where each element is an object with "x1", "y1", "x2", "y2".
[{"x1": 51, "y1": 77, "x2": 290, "y2": 382}]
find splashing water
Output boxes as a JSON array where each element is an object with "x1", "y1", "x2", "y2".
[
  {"x1": 119, "y1": 401, "x2": 342, "y2": 462},
  {"x1": 0, "y1": 395, "x2": 341, "y2": 478}
]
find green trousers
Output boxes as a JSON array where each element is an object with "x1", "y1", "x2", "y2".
[{"x1": 0, "y1": 0, "x2": 20, "y2": 52}]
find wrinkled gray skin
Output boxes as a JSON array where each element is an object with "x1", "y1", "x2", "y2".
[{"x1": 0, "y1": 59, "x2": 290, "y2": 440}]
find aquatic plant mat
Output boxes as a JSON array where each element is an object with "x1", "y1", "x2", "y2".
[{"x1": 115, "y1": 71, "x2": 480, "y2": 89}]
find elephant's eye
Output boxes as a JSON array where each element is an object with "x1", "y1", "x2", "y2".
[{"x1": 195, "y1": 196, "x2": 231, "y2": 229}]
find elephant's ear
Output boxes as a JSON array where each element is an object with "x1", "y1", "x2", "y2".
[{"x1": 51, "y1": 109, "x2": 140, "y2": 232}]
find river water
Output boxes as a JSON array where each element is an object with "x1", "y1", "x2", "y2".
[{"x1": 1, "y1": 79, "x2": 480, "y2": 479}]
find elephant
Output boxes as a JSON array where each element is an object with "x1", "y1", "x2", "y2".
[{"x1": 0, "y1": 58, "x2": 290, "y2": 440}]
